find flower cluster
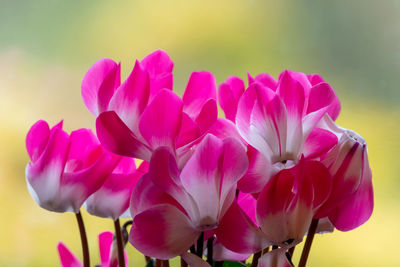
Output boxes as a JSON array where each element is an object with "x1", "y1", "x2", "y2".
[{"x1": 25, "y1": 50, "x2": 373, "y2": 267}]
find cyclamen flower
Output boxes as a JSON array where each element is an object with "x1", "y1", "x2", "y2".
[
  {"x1": 58, "y1": 231, "x2": 128, "y2": 267},
  {"x1": 129, "y1": 134, "x2": 248, "y2": 259},
  {"x1": 216, "y1": 158, "x2": 332, "y2": 254},
  {"x1": 25, "y1": 120, "x2": 118, "y2": 213},
  {"x1": 315, "y1": 115, "x2": 374, "y2": 231},
  {"x1": 85, "y1": 159, "x2": 149, "y2": 220},
  {"x1": 234, "y1": 70, "x2": 339, "y2": 193},
  {"x1": 81, "y1": 50, "x2": 218, "y2": 164}
]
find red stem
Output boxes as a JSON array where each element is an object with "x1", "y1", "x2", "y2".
[
  {"x1": 298, "y1": 219, "x2": 319, "y2": 267},
  {"x1": 114, "y1": 218, "x2": 125, "y2": 267},
  {"x1": 75, "y1": 211, "x2": 90, "y2": 267}
]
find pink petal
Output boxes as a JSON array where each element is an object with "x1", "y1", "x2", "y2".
[
  {"x1": 57, "y1": 242, "x2": 82, "y2": 267},
  {"x1": 238, "y1": 145, "x2": 271, "y2": 194},
  {"x1": 130, "y1": 204, "x2": 200, "y2": 259},
  {"x1": 254, "y1": 73, "x2": 278, "y2": 90},
  {"x1": 258, "y1": 247, "x2": 293, "y2": 267},
  {"x1": 85, "y1": 158, "x2": 143, "y2": 219},
  {"x1": 303, "y1": 128, "x2": 338, "y2": 159},
  {"x1": 130, "y1": 173, "x2": 185, "y2": 218},
  {"x1": 182, "y1": 71, "x2": 217, "y2": 119},
  {"x1": 256, "y1": 170, "x2": 294, "y2": 243},
  {"x1": 108, "y1": 60, "x2": 150, "y2": 135},
  {"x1": 250, "y1": 85, "x2": 287, "y2": 160},
  {"x1": 237, "y1": 192, "x2": 257, "y2": 225},
  {"x1": 216, "y1": 202, "x2": 271, "y2": 254},
  {"x1": 148, "y1": 147, "x2": 195, "y2": 216},
  {"x1": 307, "y1": 73, "x2": 325, "y2": 86},
  {"x1": 219, "y1": 138, "x2": 249, "y2": 209},
  {"x1": 329, "y1": 150, "x2": 373, "y2": 231},
  {"x1": 139, "y1": 89, "x2": 183, "y2": 152},
  {"x1": 26, "y1": 120, "x2": 51, "y2": 162},
  {"x1": 65, "y1": 129, "x2": 100, "y2": 170},
  {"x1": 307, "y1": 82, "x2": 340, "y2": 121},
  {"x1": 181, "y1": 252, "x2": 211, "y2": 267},
  {"x1": 141, "y1": 49, "x2": 174, "y2": 100},
  {"x1": 99, "y1": 231, "x2": 114, "y2": 266},
  {"x1": 81, "y1": 58, "x2": 120, "y2": 116},
  {"x1": 180, "y1": 134, "x2": 224, "y2": 227},
  {"x1": 26, "y1": 124, "x2": 69, "y2": 212},
  {"x1": 276, "y1": 70, "x2": 305, "y2": 155},
  {"x1": 61, "y1": 149, "x2": 118, "y2": 213},
  {"x1": 195, "y1": 98, "x2": 218, "y2": 133},
  {"x1": 218, "y1": 76, "x2": 245, "y2": 121},
  {"x1": 176, "y1": 112, "x2": 201, "y2": 148},
  {"x1": 96, "y1": 111, "x2": 152, "y2": 161}
]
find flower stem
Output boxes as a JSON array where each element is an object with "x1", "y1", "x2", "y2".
[
  {"x1": 207, "y1": 237, "x2": 214, "y2": 265},
  {"x1": 114, "y1": 218, "x2": 125, "y2": 267},
  {"x1": 298, "y1": 219, "x2": 319, "y2": 267},
  {"x1": 251, "y1": 251, "x2": 262, "y2": 267},
  {"x1": 75, "y1": 211, "x2": 90, "y2": 267},
  {"x1": 196, "y1": 232, "x2": 204, "y2": 258}
]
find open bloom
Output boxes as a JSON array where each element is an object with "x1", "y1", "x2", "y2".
[
  {"x1": 25, "y1": 120, "x2": 118, "y2": 213},
  {"x1": 315, "y1": 115, "x2": 374, "y2": 231},
  {"x1": 217, "y1": 158, "x2": 332, "y2": 254},
  {"x1": 58, "y1": 231, "x2": 128, "y2": 267},
  {"x1": 234, "y1": 70, "x2": 339, "y2": 193},
  {"x1": 129, "y1": 134, "x2": 248, "y2": 259},
  {"x1": 85, "y1": 159, "x2": 148, "y2": 220},
  {"x1": 81, "y1": 50, "x2": 218, "y2": 165}
]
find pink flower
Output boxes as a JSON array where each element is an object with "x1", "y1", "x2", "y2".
[
  {"x1": 314, "y1": 115, "x2": 374, "y2": 231},
  {"x1": 84, "y1": 160, "x2": 149, "y2": 220},
  {"x1": 25, "y1": 120, "x2": 119, "y2": 213},
  {"x1": 129, "y1": 134, "x2": 248, "y2": 259},
  {"x1": 57, "y1": 231, "x2": 128, "y2": 267},
  {"x1": 216, "y1": 158, "x2": 332, "y2": 254},
  {"x1": 234, "y1": 70, "x2": 339, "y2": 193},
  {"x1": 81, "y1": 50, "x2": 218, "y2": 164}
]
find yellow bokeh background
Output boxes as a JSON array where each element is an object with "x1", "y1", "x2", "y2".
[{"x1": 1, "y1": 0, "x2": 399, "y2": 266}]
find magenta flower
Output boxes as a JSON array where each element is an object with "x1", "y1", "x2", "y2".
[
  {"x1": 81, "y1": 50, "x2": 218, "y2": 164},
  {"x1": 84, "y1": 159, "x2": 148, "y2": 220},
  {"x1": 129, "y1": 134, "x2": 248, "y2": 259},
  {"x1": 314, "y1": 115, "x2": 374, "y2": 231},
  {"x1": 57, "y1": 231, "x2": 128, "y2": 267},
  {"x1": 25, "y1": 120, "x2": 118, "y2": 213},
  {"x1": 216, "y1": 158, "x2": 332, "y2": 254},
  {"x1": 234, "y1": 70, "x2": 339, "y2": 193}
]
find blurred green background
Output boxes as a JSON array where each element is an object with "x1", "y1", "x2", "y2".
[{"x1": 0, "y1": 0, "x2": 399, "y2": 266}]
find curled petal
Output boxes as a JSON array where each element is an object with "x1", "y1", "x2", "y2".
[
  {"x1": 81, "y1": 58, "x2": 120, "y2": 116},
  {"x1": 303, "y1": 128, "x2": 338, "y2": 159},
  {"x1": 96, "y1": 111, "x2": 152, "y2": 161},
  {"x1": 141, "y1": 49, "x2": 174, "y2": 99},
  {"x1": 307, "y1": 82, "x2": 341, "y2": 121},
  {"x1": 26, "y1": 120, "x2": 51, "y2": 162}
]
